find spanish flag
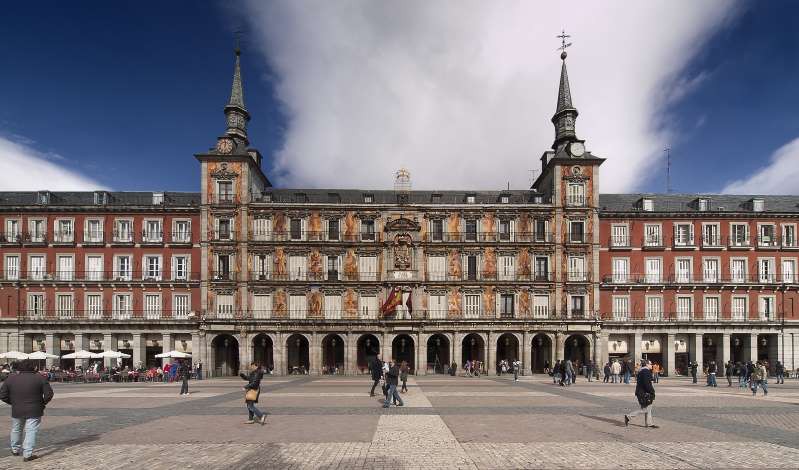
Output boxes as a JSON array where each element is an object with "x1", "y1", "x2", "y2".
[{"x1": 380, "y1": 287, "x2": 403, "y2": 316}]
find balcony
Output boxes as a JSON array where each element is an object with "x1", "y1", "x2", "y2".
[
  {"x1": 22, "y1": 310, "x2": 193, "y2": 321},
  {"x1": 210, "y1": 229, "x2": 236, "y2": 242},
  {"x1": 170, "y1": 231, "x2": 192, "y2": 244},
  {"x1": 22, "y1": 232, "x2": 47, "y2": 245},
  {"x1": 642, "y1": 236, "x2": 664, "y2": 249},
  {"x1": 566, "y1": 271, "x2": 590, "y2": 282},
  {"x1": 604, "y1": 312, "x2": 779, "y2": 323},
  {"x1": 701, "y1": 235, "x2": 723, "y2": 249},
  {"x1": 112, "y1": 230, "x2": 134, "y2": 245},
  {"x1": 0, "y1": 270, "x2": 199, "y2": 283},
  {"x1": 0, "y1": 232, "x2": 22, "y2": 245},
  {"x1": 727, "y1": 235, "x2": 751, "y2": 249},
  {"x1": 82, "y1": 230, "x2": 105, "y2": 245},
  {"x1": 141, "y1": 230, "x2": 164, "y2": 245},
  {"x1": 601, "y1": 273, "x2": 794, "y2": 286},
  {"x1": 52, "y1": 230, "x2": 75, "y2": 245},
  {"x1": 212, "y1": 271, "x2": 238, "y2": 282},
  {"x1": 756, "y1": 235, "x2": 779, "y2": 249},
  {"x1": 425, "y1": 271, "x2": 555, "y2": 282},
  {"x1": 609, "y1": 235, "x2": 631, "y2": 249},
  {"x1": 566, "y1": 195, "x2": 586, "y2": 207},
  {"x1": 672, "y1": 237, "x2": 696, "y2": 249},
  {"x1": 567, "y1": 232, "x2": 587, "y2": 244},
  {"x1": 213, "y1": 194, "x2": 237, "y2": 205}
]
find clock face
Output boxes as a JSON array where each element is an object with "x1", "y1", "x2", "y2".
[
  {"x1": 216, "y1": 138, "x2": 233, "y2": 154},
  {"x1": 570, "y1": 142, "x2": 585, "y2": 157}
]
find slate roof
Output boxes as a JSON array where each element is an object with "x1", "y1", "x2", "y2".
[
  {"x1": 257, "y1": 189, "x2": 547, "y2": 205},
  {"x1": 599, "y1": 193, "x2": 799, "y2": 214},
  {"x1": 0, "y1": 191, "x2": 200, "y2": 207}
]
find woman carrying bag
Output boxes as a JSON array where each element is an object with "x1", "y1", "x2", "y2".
[{"x1": 240, "y1": 362, "x2": 266, "y2": 425}]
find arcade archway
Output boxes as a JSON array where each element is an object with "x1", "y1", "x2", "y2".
[
  {"x1": 286, "y1": 334, "x2": 310, "y2": 374},
  {"x1": 212, "y1": 334, "x2": 239, "y2": 377},
  {"x1": 426, "y1": 334, "x2": 450, "y2": 374}
]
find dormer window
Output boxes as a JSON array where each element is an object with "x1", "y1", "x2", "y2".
[
  {"x1": 262, "y1": 193, "x2": 272, "y2": 203},
  {"x1": 466, "y1": 194, "x2": 476, "y2": 204},
  {"x1": 37, "y1": 191, "x2": 50, "y2": 205},
  {"x1": 152, "y1": 192, "x2": 164, "y2": 205},
  {"x1": 327, "y1": 193, "x2": 341, "y2": 204},
  {"x1": 431, "y1": 194, "x2": 442, "y2": 203},
  {"x1": 294, "y1": 192, "x2": 307, "y2": 203},
  {"x1": 752, "y1": 198, "x2": 764, "y2": 212},
  {"x1": 641, "y1": 198, "x2": 654, "y2": 212},
  {"x1": 698, "y1": 198, "x2": 710, "y2": 211},
  {"x1": 363, "y1": 194, "x2": 374, "y2": 203},
  {"x1": 500, "y1": 195, "x2": 510, "y2": 204},
  {"x1": 94, "y1": 191, "x2": 108, "y2": 205}
]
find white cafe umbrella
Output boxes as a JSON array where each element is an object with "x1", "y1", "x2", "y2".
[
  {"x1": 0, "y1": 351, "x2": 29, "y2": 360},
  {"x1": 98, "y1": 351, "x2": 132, "y2": 359},
  {"x1": 154, "y1": 350, "x2": 192, "y2": 359},
  {"x1": 61, "y1": 350, "x2": 103, "y2": 359},
  {"x1": 27, "y1": 351, "x2": 59, "y2": 360}
]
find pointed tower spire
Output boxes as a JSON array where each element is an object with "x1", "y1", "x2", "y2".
[
  {"x1": 551, "y1": 30, "x2": 579, "y2": 149},
  {"x1": 224, "y1": 46, "x2": 250, "y2": 146}
]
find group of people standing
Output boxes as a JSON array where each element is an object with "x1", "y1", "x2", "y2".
[{"x1": 369, "y1": 355, "x2": 409, "y2": 408}]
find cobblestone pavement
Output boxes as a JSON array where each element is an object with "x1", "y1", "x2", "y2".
[{"x1": 0, "y1": 374, "x2": 798, "y2": 469}]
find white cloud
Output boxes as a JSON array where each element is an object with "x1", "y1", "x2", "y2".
[
  {"x1": 243, "y1": 1, "x2": 740, "y2": 191},
  {"x1": 721, "y1": 137, "x2": 799, "y2": 194},
  {"x1": 0, "y1": 136, "x2": 107, "y2": 191}
]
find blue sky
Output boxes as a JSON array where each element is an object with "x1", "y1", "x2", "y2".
[{"x1": 1, "y1": 2, "x2": 798, "y2": 194}]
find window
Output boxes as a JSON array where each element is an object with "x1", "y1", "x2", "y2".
[
  {"x1": 216, "y1": 219, "x2": 232, "y2": 240},
  {"x1": 533, "y1": 295, "x2": 549, "y2": 318},
  {"x1": 144, "y1": 220, "x2": 162, "y2": 242},
  {"x1": 427, "y1": 256, "x2": 446, "y2": 281},
  {"x1": 698, "y1": 198, "x2": 710, "y2": 211},
  {"x1": 611, "y1": 224, "x2": 628, "y2": 247},
  {"x1": 29, "y1": 255, "x2": 45, "y2": 280},
  {"x1": 758, "y1": 258, "x2": 775, "y2": 283},
  {"x1": 645, "y1": 258, "x2": 661, "y2": 283},
  {"x1": 115, "y1": 255, "x2": 131, "y2": 281},
  {"x1": 327, "y1": 219, "x2": 340, "y2": 241},
  {"x1": 612, "y1": 258, "x2": 629, "y2": 283},
  {"x1": 500, "y1": 294, "x2": 515, "y2": 318},
  {"x1": 289, "y1": 295, "x2": 305, "y2": 319},
  {"x1": 290, "y1": 218, "x2": 302, "y2": 240},
  {"x1": 431, "y1": 194, "x2": 442, "y2": 203},
  {"x1": 642, "y1": 198, "x2": 654, "y2": 212},
  {"x1": 361, "y1": 220, "x2": 375, "y2": 241},
  {"x1": 86, "y1": 294, "x2": 102, "y2": 319},
  {"x1": 254, "y1": 254, "x2": 270, "y2": 280},
  {"x1": 28, "y1": 219, "x2": 45, "y2": 242},
  {"x1": 173, "y1": 294, "x2": 190, "y2": 319},
  {"x1": 570, "y1": 221, "x2": 585, "y2": 243},
  {"x1": 730, "y1": 258, "x2": 747, "y2": 283},
  {"x1": 703, "y1": 258, "x2": 719, "y2": 283},
  {"x1": 324, "y1": 294, "x2": 341, "y2": 320},
  {"x1": 94, "y1": 191, "x2": 107, "y2": 205},
  {"x1": 55, "y1": 219, "x2": 74, "y2": 243},
  {"x1": 363, "y1": 194, "x2": 374, "y2": 203},
  {"x1": 567, "y1": 183, "x2": 585, "y2": 206},
  {"x1": 676, "y1": 296, "x2": 692, "y2": 321},
  {"x1": 326, "y1": 256, "x2": 339, "y2": 280},
  {"x1": 730, "y1": 223, "x2": 749, "y2": 247},
  {"x1": 568, "y1": 256, "x2": 585, "y2": 281},
  {"x1": 144, "y1": 294, "x2": 161, "y2": 319},
  {"x1": 173, "y1": 220, "x2": 190, "y2": 243},
  {"x1": 466, "y1": 255, "x2": 478, "y2": 281},
  {"x1": 431, "y1": 219, "x2": 443, "y2": 242},
  {"x1": 731, "y1": 296, "x2": 747, "y2": 320},
  {"x1": 216, "y1": 294, "x2": 234, "y2": 318},
  {"x1": 56, "y1": 294, "x2": 73, "y2": 319},
  {"x1": 645, "y1": 296, "x2": 663, "y2": 320},
  {"x1": 217, "y1": 181, "x2": 233, "y2": 203},
  {"x1": 535, "y1": 256, "x2": 549, "y2": 281},
  {"x1": 152, "y1": 192, "x2": 164, "y2": 205},
  {"x1": 702, "y1": 224, "x2": 720, "y2": 247},
  {"x1": 27, "y1": 293, "x2": 44, "y2": 319},
  {"x1": 173, "y1": 256, "x2": 188, "y2": 280},
  {"x1": 759, "y1": 224, "x2": 777, "y2": 247},
  {"x1": 464, "y1": 294, "x2": 480, "y2": 318},
  {"x1": 498, "y1": 255, "x2": 515, "y2": 281},
  {"x1": 752, "y1": 198, "x2": 764, "y2": 212},
  {"x1": 115, "y1": 219, "x2": 132, "y2": 243},
  {"x1": 253, "y1": 294, "x2": 271, "y2": 319},
  {"x1": 674, "y1": 223, "x2": 694, "y2": 246},
  {"x1": 782, "y1": 259, "x2": 796, "y2": 283},
  {"x1": 4, "y1": 255, "x2": 19, "y2": 280},
  {"x1": 359, "y1": 256, "x2": 378, "y2": 281},
  {"x1": 86, "y1": 255, "x2": 103, "y2": 281},
  {"x1": 85, "y1": 219, "x2": 103, "y2": 243},
  {"x1": 499, "y1": 220, "x2": 512, "y2": 241},
  {"x1": 703, "y1": 296, "x2": 719, "y2": 321},
  {"x1": 217, "y1": 255, "x2": 231, "y2": 280},
  {"x1": 428, "y1": 294, "x2": 446, "y2": 319},
  {"x1": 144, "y1": 256, "x2": 161, "y2": 280},
  {"x1": 361, "y1": 296, "x2": 377, "y2": 319},
  {"x1": 535, "y1": 219, "x2": 548, "y2": 241},
  {"x1": 465, "y1": 220, "x2": 478, "y2": 242},
  {"x1": 675, "y1": 258, "x2": 692, "y2": 283},
  {"x1": 500, "y1": 195, "x2": 509, "y2": 204},
  {"x1": 4, "y1": 219, "x2": 20, "y2": 241},
  {"x1": 644, "y1": 224, "x2": 662, "y2": 247},
  {"x1": 466, "y1": 195, "x2": 476, "y2": 204},
  {"x1": 758, "y1": 296, "x2": 775, "y2": 321},
  {"x1": 612, "y1": 296, "x2": 630, "y2": 321},
  {"x1": 57, "y1": 255, "x2": 73, "y2": 281},
  {"x1": 113, "y1": 293, "x2": 132, "y2": 319},
  {"x1": 252, "y1": 218, "x2": 271, "y2": 241},
  {"x1": 570, "y1": 295, "x2": 585, "y2": 318},
  {"x1": 289, "y1": 255, "x2": 307, "y2": 281}
]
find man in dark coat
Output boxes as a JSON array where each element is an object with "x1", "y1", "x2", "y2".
[
  {"x1": 0, "y1": 359, "x2": 54, "y2": 461},
  {"x1": 369, "y1": 355, "x2": 382, "y2": 397},
  {"x1": 690, "y1": 361, "x2": 698, "y2": 384},
  {"x1": 382, "y1": 361, "x2": 403, "y2": 408},
  {"x1": 624, "y1": 360, "x2": 657, "y2": 429},
  {"x1": 178, "y1": 360, "x2": 191, "y2": 396}
]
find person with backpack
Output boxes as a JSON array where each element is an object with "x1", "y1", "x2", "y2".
[
  {"x1": 240, "y1": 362, "x2": 266, "y2": 425},
  {"x1": 624, "y1": 360, "x2": 657, "y2": 429},
  {"x1": 0, "y1": 359, "x2": 54, "y2": 461}
]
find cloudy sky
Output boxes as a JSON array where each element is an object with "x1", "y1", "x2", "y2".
[{"x1": 2, "y1": 2, "x2": 798, "y2": 194}]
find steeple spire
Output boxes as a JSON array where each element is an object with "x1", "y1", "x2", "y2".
[
  {"x1": 224, "y1": 47, "x2": 250, "y2": 146},
  {"x1": 551, "y1": 30, "x2": 579, "y2": 149}
]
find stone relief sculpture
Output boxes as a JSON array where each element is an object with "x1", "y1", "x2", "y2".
[
  {"x1": 393, "y1": 234, "x2": 412, "y2": 270},
  {"x1": 273, "y1": 289, "x2": 287, "y2": 318},
  {"x1": 447, "y1": 213, "x2": 460, "y2": 240},
  {"x1": 308, "y1": 211, "x2": 322, "y2": 240},
  {"x1": 309, "y1": 291, "x2": 323, "y2": 317},
  {"x1": 482, "y1": 247, "x2": 497, "y2": 279},
  {"x1": 274, "y1": 248, "x2": 287, "y2": 278},
  {"x1": 344, "y1": 249, "x2": 358, "y2": 280},
  {"x1": 519, "y1": 290, "x2": 530, "y2": 317},
  {"x1": 483, "y1": 287, "x2": 496, "y2": 316},
  {"x1": 448, "y1": 288, "x2": 461, "y2": 317},
  {"x1": 517, "y1": 249, "x2": 531, "y2": 278},
  {"x1": 343, "y1": 211, "x2": 357, "y2": 241},
  {"x1": 309, "y1": 250, "x2": 323, "y2": 280},
  {"x1": 343, "y1": 289, "x2": 358, "y2": 318},
  {"x1": 448, "y1": 250, "x2": 462, "y2": 279},
  {"x1": 482, "y1": 213, "x2": 496, "y2": 241}
]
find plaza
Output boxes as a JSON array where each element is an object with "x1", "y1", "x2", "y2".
[{"x1": 0, "y1": 374, "x2": 798, "y2": 469}]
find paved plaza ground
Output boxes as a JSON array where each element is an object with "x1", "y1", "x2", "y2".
[{"x1": 0, "y1": 373, "x2": 798, "y2": 469}]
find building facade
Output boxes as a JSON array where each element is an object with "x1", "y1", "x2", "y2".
[{"x1": 0, "y1": 49, "x2": 796, "y2": 376}]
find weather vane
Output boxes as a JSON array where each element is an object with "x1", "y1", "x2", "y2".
[
  {"x1": 557, "y1": 29, "x2": 572, "y2": 59},
  {"x1": 234, "y1": 29, "x2": 244, "y2": 54}
]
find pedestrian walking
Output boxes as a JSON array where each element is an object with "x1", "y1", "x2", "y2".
[
  {"x1": 400, "y1": 361, "x2": 409, "y2": 393},
  {"x1": 178, "y1": 360, "x2": 191, "y2": 396},
  {"x1": 650, "y1": 363, "x2": 660, "y2": 383},
  {"x1": 552, "y1": 360, "x2": 561, "y2": 384},
  {"x1": 603, "y1": 362, "x2": 611, "y2": 383},
  {"x1": 240, "y1": 362, "x2": 266, "y2": 425},
  {"x1": 586, "y1": 361, "x2": 594, "y2": 382},
  {"x1": 706, "y1": 361, "x2": 718, "y2": 387},
  {"x1": 383, "y1": 361, "x2": 403, "y2": 408},
  {"x1": 512, "y1": 359, "x2": 521, "y2": 382},
  {"x1": 624, "y1": 360, "x2": 657, "y2": 429},
  {"x1": 611, "y1": 360, "x2": 621, "y2": 384},
  {"x1": 0, "y1": 359, "x2": 54, "y2": 461},
  {"x1": 369, "y1": 355, "x2": 382, "y2": 397},
  {"x1": 562, "y1": 359, "x2": 574, "y2": 387},
  {"x1": 775, "y1": 361, "x2": 785, "y2": 384},
  {"x1": 690, "y1": 362, "x2": 698, "y2": 384},
  {"x1": 196, "y1": 361, "x2": 203, "y2": 380},
  {"x1": 725, "y1": 361, "x2": 734, "y2": 387}
]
